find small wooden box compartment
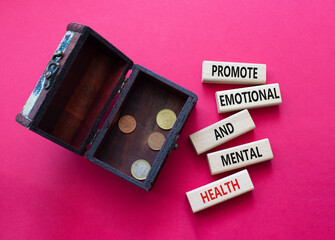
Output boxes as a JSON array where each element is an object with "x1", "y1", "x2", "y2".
[{"x1": 16, "y1": 23, "x2": 197, "y2": 190}]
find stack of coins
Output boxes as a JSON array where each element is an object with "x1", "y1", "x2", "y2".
[{"x1": 117, "y1": 108, "x2": 177, "y2": 181}]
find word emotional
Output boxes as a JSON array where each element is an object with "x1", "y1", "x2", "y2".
[
  {"x1": 202, "y1": 61, "x2": 266, "y2": 85},
  {"x1": 189, "y1": 110, "x2": 255, "y2": 155},
  {"x1": 215, "y1": 83, "x2": 282, "y2": 113},
  {"x1": 186, "y1": 169, "x2": 254, "y2": 213},
  {"x1": 207, "y1": 139, "x2": 273, "y2": 175}
]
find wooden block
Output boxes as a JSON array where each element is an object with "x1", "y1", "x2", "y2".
[
  {"x1": 186, "y1": 169, "x2": 254, "y2": 213},
  {"x1": 202, "y1": 61, "x2": 266, "y2": 85},
  {"x1": 215, "y1": 83, "x2": 282, "y2": 113},
  {"x1": 189, "y1": 109, "x2": 255, "y2": 155},
  {"x1": 207, "y1": 139, "x2": 273, "y2": 175}
]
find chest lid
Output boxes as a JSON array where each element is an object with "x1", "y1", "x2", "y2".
[{"x1": 16, "y1": 23, "x2": 133, "y2": 155}]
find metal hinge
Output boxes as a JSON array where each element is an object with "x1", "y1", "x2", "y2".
[
  {"x1": 43, "y1": 50, "x2": 63, "y2": 89},
  {"x1": 89, "y1": 129, "x2": 100, "y2": 145},
  {"x1": 118, "y1": 77, "x2": 128, "y2": 94}
]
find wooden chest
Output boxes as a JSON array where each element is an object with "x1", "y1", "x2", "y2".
[{"x1": 16, "y1": 23, "x2": 197, "y2": 190}]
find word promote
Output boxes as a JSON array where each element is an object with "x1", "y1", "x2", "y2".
[
  {"x1": 202, "y1": 61, "x2": 266, "y2": 85},
  {"x1": 207, "y1": 139, "x2": 273, "y2": 175},
  {"x1": 189, "y1": 109, "x2": 255, "y2": 155},
  {"x1": 215, "y1": 83, "x2": 282, "y2": 113},
  {"x1": 186, "y1": 169, "x2": 254, "y2": 213}
]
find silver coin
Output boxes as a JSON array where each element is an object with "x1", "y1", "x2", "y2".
[{"x1": 131, "y1": 159, "x2": 151, "y2": 180}]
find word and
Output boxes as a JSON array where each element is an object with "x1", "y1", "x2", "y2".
[
  {"x1": 214, "y1": 123, "x2": 234, "y2": 140},
  {"x1": 189, "y1": 110, "x2": 255, "y2": 155}
]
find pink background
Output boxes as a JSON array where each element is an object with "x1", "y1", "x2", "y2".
[{"x1": 1, "y1": 0, "x2": 335, "y2": 239}]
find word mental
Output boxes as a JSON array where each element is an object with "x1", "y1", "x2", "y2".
[
  {"x1": 221, "y1": 147, "x2": 262, "y2": 166},
  {"x1": 207, "y1": 139, "x2": 273, "y2": 175},
  {"x1": 215, "y1": 83, "x2": 282, "y2": 113},
  {"x1": 202, "y1": 61, "x2": 266, "y2": 85},
  {"x1": 189, "y1": 109, "x2": 255, "y2": 155},
  {"x1": 186, "y1": 169, "x2": 254, "y2": 213}
]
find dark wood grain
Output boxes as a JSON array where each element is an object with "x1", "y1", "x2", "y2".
[
  {"x1": 94, "y1": 71, "x2": 188, "y2": 178},
  {"x1": 38, "y1": 36, "x2": 127, "y2": 148}
]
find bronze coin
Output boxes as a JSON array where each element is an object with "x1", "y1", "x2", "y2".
[
  {"x1": 156, "y1": 109, "x2": 177, "y2": 130},
  {"x1": 148, "y1": 132, "x2": 166, "y2": 151},
  {"x1": 118, "y1": 115, "x2": 136, "y2": 133}
]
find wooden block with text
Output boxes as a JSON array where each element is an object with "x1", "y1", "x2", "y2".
[
  {"x1": 207, "y1": 139, "x2": 273, "y2": 175},
  {"x1": 202, "y1": 61, "x2": 266, "y2": 85},
  {"x1": 189, "y1": 109, "x2": 255, "y2": 155},
  {"x1": 186, "y1": 169, "x2": 254, "y2": 213},
  {"x1": 215, "y1": 83, "x2": 282, "y2": 113}
]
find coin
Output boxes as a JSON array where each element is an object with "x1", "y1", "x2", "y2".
[
  {"x1": 148, "y1": 132, "x2": 166, "y2": 151},
  {"x1": 118, "y1": 115, "x2": 136, "y2": 133},
  {"x1": 131, "y1": 159, "x2": 151, "y2": 180},
  {"x1": 156, "y1": 109, "x2": 177, "y2": 130}
]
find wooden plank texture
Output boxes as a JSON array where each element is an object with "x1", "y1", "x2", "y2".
[
  {"x1": 207, "y1": 139, "x2": 273, "y2": 175},
  {"x1": 202, "y1": 61, "x2": 266, "y2": 85},
  {"x1": 189, "y1": 109, "x2": 255, "y2": 155},
  {"x1": 186, "y1": 169, "x2": 254, "y2": 213},
  {"x1": 215, "y1": 83, "x2": 282, "y2": 113}
]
